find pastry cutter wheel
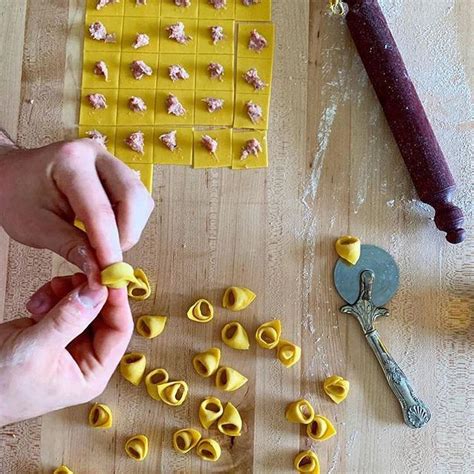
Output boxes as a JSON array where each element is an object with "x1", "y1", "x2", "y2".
[{"x1": 333, "y1": 244, "x2": 431, "y2": 429}]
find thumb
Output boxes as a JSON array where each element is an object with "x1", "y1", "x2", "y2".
[{"x1": 35, "y1": 283, "x2": 107, "y2": 348}]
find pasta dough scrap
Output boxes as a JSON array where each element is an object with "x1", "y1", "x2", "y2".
[
  {"x1": 120, "y1": 352, "x2": 146, "y2": 385},
  {"x1": 277, "y1": 339, "x2": 301, "y2": 368},
  {"x1": 255, "y1": 319, "x2": 281, "y2": 349},
  {"x1": 100, "y1": 262, "x2": 151, "y2": 300},
  {"x1": 294, "y1": 450, "x2": 320, "y2": 474},
  {"x1": 192, "y1": 347, "x2": 221, "y2": 377},
  {"x1": 307, "y1": 415, "x2": 337, "y2": 442},
  {"x1": 199, "y1": 396, "x2": 224, "y2": 429},
  {"x1": 222, "y1": 286, "x2": 256, "y2": 311},
  {"x1": 136, "y1": 315, "x2": 168, "y2": 339},
  {"x1": 285, "y1": 399, "x2": 314, "y2": 425},
  {"x1": 125, "y1": 434, "x2": 149, "y2": 461},
  {"x1": 196, "y1": 438, "x2": 221, "y2": 462},
  {"x1": 323, "y1": 375, "x2": 350, "y2": 404},
  {"x1": 88, "y1": 403, "x2": 113, "y2": 429},
  {"x1": 215, "y1": 366, "x2": 248, "y2": 392},
  {"x1": 217, "y1": 402, "x2": 242, "y2": 437},
  {"x1": 157, "y1": 380, "x2": 189, "y2": 406},
  {"x1": 221, "y1": 321, "x2": 250, "y2": 350},
  {"x1": 53, "y1": 466, "x2": 73, "y2": 474},
  {"x1": 187, "y1": 299, "x2": 214, "y2": 323},
  {"x1": 172, "y1": 427, "x2": 202, "y2": 454},
  {"x1": 335, "y1": 235, "x2": 361, "y2": 265},
  {"x1": 145, "y1": 368, "x2": 170, "y2": 400}
]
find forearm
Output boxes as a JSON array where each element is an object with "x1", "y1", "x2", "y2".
[{"x1": 0, "y1": 128, "x2": 17, "y2": 155}]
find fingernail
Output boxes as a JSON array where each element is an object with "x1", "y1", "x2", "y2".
[
  {"x1": 27, "y1": 293, "x2": 51, "y2": 313},
  {"x1": 77, "y1": 284, "x2": 106, "y2": 309}
]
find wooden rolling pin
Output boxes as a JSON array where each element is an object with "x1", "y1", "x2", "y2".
[{"x1": 343, "y1": 0, "x2": 466, "y2": 243}]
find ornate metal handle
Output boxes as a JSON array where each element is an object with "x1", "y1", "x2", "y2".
[{"x1": 365, "y1": 329, "x2": 431, "y2": 429}]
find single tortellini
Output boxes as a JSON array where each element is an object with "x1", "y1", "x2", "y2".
[
  {"x1": 196, "y1": 438, "x2": 221, "y2": 462},
  {"x1": 277, "y1": 339, "x2": 301, "y2": 368},
  {"x1": 285, "y1": 399, "x2": 314, "y2": 424},
  {"x1": 193, "y1": 347, "x2": 221, "y2": 377},
  {"x1": 307, "y1": 415, "x2": 337, "y2": 441},
  {"x1": 255, "y1": 319, "x2": 282, "y2": 349},
  {"x1": 221, "y1": 321, "x2": 250, "y2": 350},
  {"x1": 125, "y1": 434, "x2": 149, "y2": 461},
  {"x1": 120, "y1": 352, "x2": 146, "y2": 385},
  {"x1": 335, "y1": 235, "x2": 361, "y2": 265},
  {"x1": 215, "y1": 366, "x2": 248, "y2": 392},
  {"x1": 157, "y1": 380, "x2": 189, "y2": 406},
  {"x1": 88, "y1": 403, "x2": 113, "y2": 429},
  {"x1": 187, "y1": 299, "x2": 214, "y2": 323},
  {"x1": 101, "y1": 262, "x2": 151, "y2": 300},
  {"x1": 222, "y1": 286, "x2": 256, "y2": 311},
  {"x1": 217, "y1": 402, "x2": 242, "y2": 437},
  {"x1": 294, "y1": 450, "x2": 320, "y2": 474},
  {"x1": 199, "y1": 397, "x2": 224, "y2": 429},
  {"x1": 172, "y1": 428, "x2": 202, "y2": 454},
  {"x1": 145, "y1": 368, "x2": 170, "y2": 400},
  {"x1": 136, "y1": 315, "x2": 168, "y2": 339},
  {"x1": 323, "y1": 375, "x2": 350, "y2": 404},
  {"x1": 53, "y1": 466, "x2": 73, "y2": 474}
]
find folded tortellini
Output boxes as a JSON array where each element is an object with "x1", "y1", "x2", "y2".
[
  {"x1": 125, "y1": 434, "x2": 149, "y2": 461},
  {"x1": 221, "y1": 321, "x2": 250, "y2": 350},
  {"x1": 335, "y1": 235, "x2": 361, "y2": 265},
  {"x1": 120, "y1": 352, "x2": 146, "y2": 385},
  {"x1": 222, "y1": 286, "x2": 256, "y2": 311},
  {"x1": 193, "y1": 348, "x2": 221, "y2": 377},
  {"x1": 323, "y1": 375, "x2": 350, "y2": 404},
  {"x1": 307, "y1": 415, "x2": 337, "y2": 441},
  {"x1": 136, "y1": 315, "x2": 168, "y2": 339},
  {"x1": 215, "y1": 366, "x2": 248, "y2": 392},
  {"x1": 285, "y1": 399, "x2": 314, "y2": 424},
  {"x1": 196, "y1": 438, "x2": 221, "y2": 462},
  {"x1": 199, "y1": 396, "x2": 224, "y2": 429},
  {"x1": 53, "y1": 466, "x2": 73, "y2": 474},
  {"x1": 157, "y1": 380, "x2": 189, "y2": 406},
  {"x1": 187, "y1": 299, "x2": 214, "y2": 323},
  {"x1": 217, "y1": 402, "x2": 242, "y2": 437},
  {"x1": 172, "y1": 428, "x2": 202, "y2": 454},
  {"x1": 294, "y1": 450, "x2": 320, "y2": 474},
  {"x1": 101, "y1": 262, "x2": 151, "y2": 300},
  {"x1": 277, "y1": 339, "x2": 301, "y2": 368},
  {"x1": 255, "y1": 319, "x2": 282, "y2": 349},
  {"x1": 88, "y1": 403, "x2": 113, "y2": 429},
  {"x1": 145, "y1": 368, "x2": 170, "y2": 400}
]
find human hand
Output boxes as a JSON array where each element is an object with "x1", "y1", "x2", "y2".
[
  {"x1": 0, "y1": 274, "x2": 133, "y2": 427},
  {"x1": 0, "y1": 137, "x2": 154, "y2": 286}
]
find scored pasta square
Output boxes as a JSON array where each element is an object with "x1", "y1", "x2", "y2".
[
  {"x1": 121, "y1": 16, "x2": 160, "y2": 53},
  {"x1": 198, "y1": 0, "x2": 237, "y2": 20},
  {"x1": 197, "y1": 19, "x2": 235, "y2": 55},
  {"x1": 78, "y1": 125, "x2": 116, "y2": 155},
  {"x1": 115, "y1": 126, "x2": 154, "y2": 164}
]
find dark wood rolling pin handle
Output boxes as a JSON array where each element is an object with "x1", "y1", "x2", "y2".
[{"x1": 344, "y1": 0, "x2": 466, "y2": 244}]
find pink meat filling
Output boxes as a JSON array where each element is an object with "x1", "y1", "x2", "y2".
[
  {"x1": 246, "y1": 101, "x2": 263, "y2": 123},
  {"x1": 87, "y1": 93, "x2": 107, "y2": 109},
  {"x1": 174, "y1": 0, "x2": 191, "y2": 6},
  {"x1": 168, "y1": 64, "x2": 190, "y2": 81},
  {"x1": 167, "y1": 22, "x2": 191, "y2": 44},
  {"x1": 86, "y1": 130, "x2": 108, "y2": 147},
  {"x1": 88, "y1": 22, "x2": 115, "y2": 43},
  {"x1": 242, "y1": 0, "x2": 259, "y2": 6},
  {"x1": 241, "y1": 138, "x2": 262, "y2": 160},
  {"x1": 248, "y1": 29, "x2": 268, "y2": 52},
  {"x1": 208, "y1": 62, "x2": 224, "y2": 80},
  {"x1": 166, "y1": 94, "x2": 186, "y2": 116},
  {"x1": 96, "y1": 0, "x2": 118, "y2": 10},
  {"x1": 201, "y1": 135, "x2": 218, "y2": 154},
  {"x1": 136, "y1": 0, "x2": 147, "y2": 5},
  {"x1": 93, "y1": 60, "x2": 109, "y2": 81},
  {"x1": 243, "y1": 68, "x2": 267, "y2": 90},
  {"x1": 202, "y1": 97, "x2": 224, "y2": 113},
  {"x1": 209, "y1": 0, "x2": 227, "y2": 9},
  {"x1": 210, "y1": 25, "x2": 224, "y2": 44},
  {"x1": 125, "y1": 131, "x2": 145, "y2": 154},
  {"x1": 128, "y1": 96, "x2": 147, "y2": 113},
  {"x1": 130, "y1": 60, "x2": 153, "y2": 80},
  {"x1": 132, "y1": 33, "x2": 150, "y2": 49},
  {"x1": 159, "y1": 130, "x2": 178, "y2": 152}
]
